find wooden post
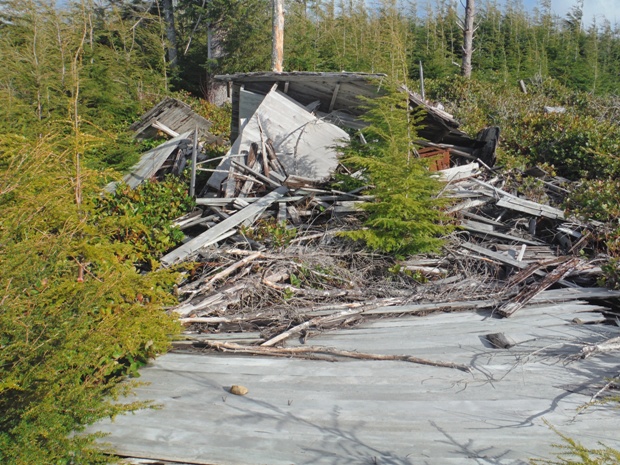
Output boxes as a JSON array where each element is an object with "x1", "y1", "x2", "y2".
[
  {"x1": 419, "y1": 61, "x2": 425, "y2": 101},
  {"x1": 271, "y1": 0, "x2": 284, "y2": 72},
  {"x1": 461, "y1": 0, "x2": 475, "y2": 78},
  {"x1": 190, "y1": 127, "x2": 198, "y2": 198}
]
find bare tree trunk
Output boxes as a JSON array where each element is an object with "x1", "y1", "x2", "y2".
[
  {"x1": 161, "y1": 0, "x2": 178, "y2": 68},
  {"x1": 461, "y1": 0, "x2": 475, "y2": 78},
  {"x1": 271, "y1": 0, "x2": 284, "y2": 72}
]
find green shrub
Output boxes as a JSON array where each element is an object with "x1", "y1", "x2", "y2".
[
  {"x1": 0, "y1": 133, "x2": 181, "y2": 464},
  {"x1": 95, "y1": 176, "x2": 195, "y2": 267},
  {"x1": 506, "y1": 114, "x2": 620, "y2": 180},
  {"x1": 426, "y1": 76, "x2": 620, "y2": 181},
  {"x1": 531, "y1": 427, "x2": 620, "y2": 465}
]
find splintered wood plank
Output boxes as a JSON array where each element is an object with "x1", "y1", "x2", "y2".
[
  {"x1": 506, "y1": 256, "x2": 570, "y2": 286},
  {"x1": 277, "y1": 202, "x2": 287, "y2": 223},
  {"x1": 437, "y1": 162, "x2": 481, "y2": 182},
  {"x1": 287, "y1": 206, "x2": 301, "y2": 225},
  {"x1": 232, "y1": 160, "x2": 280, "y2": 188},
  {"x1": 496, "y1": 258, "x2": 581, "y2": 317},
  {"x1": 239, "y1": 143, "x2": 261, "y2": 197},
  {"x1": 328, "y1": 83, "x2": 341, "y2": 112},
  {"x1": 446, "y1": 197, "x2": 491, "y2": 213},
  {"x1": 265, "y1": 139, "x2": 287, "y2": 177},
  {"x1": 196, "y1": 195, "x2": 301, "y2": 206},
  {"x1": 460, "y1": 242, "x2": 546, "y2": 274},
  {"x1": 105, "y1": 131, "x2": 192, "y2": 192},
  {"x1": 160, "y1": 186, "x2": 288, "y2": 266},
  {"x1": 223, "y1": 165, "x2": 237, "y2": 198},
  {"x1": 189, "y1": 128, "x2": 198, "y2": 197},
  {"x1": 461, "y1": 222, "x2": 543, "y2": 245}
]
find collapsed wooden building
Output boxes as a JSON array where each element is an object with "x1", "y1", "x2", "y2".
[{"x1": 91, "y1": 72, "x2": 620, "y2": 464}]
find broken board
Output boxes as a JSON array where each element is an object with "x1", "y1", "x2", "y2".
[
  {"x1": 207, "y1": 89, "x2": 349, "y2": 191},
  {"x1": 105, "y1": 131, "x2": 193, "y2": 193}
]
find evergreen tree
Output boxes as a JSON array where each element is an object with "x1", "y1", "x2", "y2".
[{"x1": 342, "y1": 86, "x2": 452, "y2": 256}]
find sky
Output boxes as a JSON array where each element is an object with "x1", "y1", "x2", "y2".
[
  {"x1": 430, "y1": 0, "x2": 620, "y2": 26},
  {"x1": 533, "y1": 0, "x2": 620, "y2": 25}
]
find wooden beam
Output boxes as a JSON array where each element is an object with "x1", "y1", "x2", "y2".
[
  {"x1": 496, "y1": 258, "x2": 581, "y2": 318},
  {"x1": 461, "y1": 223, "x2": 543, "y2": 245},
  {"x1": 328, "y1": 83, "x2": 341, "y2": 112},
  {"x1": 189, "y1": 128, "x2": 198, "y2": 197},
  {"x1": 232, "y1": 160, "x2": 281, "y2": 188},
  {"x1": 496, "y1": 196, "x2": 565, "y2": 220}
]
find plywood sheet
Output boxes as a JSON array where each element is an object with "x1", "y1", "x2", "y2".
[{"x1": 105, "y1": 131, "x2": 192, "y2": 192}]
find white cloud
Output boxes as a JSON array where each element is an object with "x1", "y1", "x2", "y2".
[
  {"x1": 583, "y1": 0, "x2": 620, "y2": 24},
  {"x1": 552, "y1": 0, "x2": 620, "y2": 25}
]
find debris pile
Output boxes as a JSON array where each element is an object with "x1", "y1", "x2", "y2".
[
  {"x1": 113, "y1": 75, "x2": 619, "y2": 358},
  {"x1": 169, "y1": 160, "x2": 619, "y2": 351}
]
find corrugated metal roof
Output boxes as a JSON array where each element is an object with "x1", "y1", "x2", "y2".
[{"x1": 89, "y1": 302, "x2": 620, "y2": 464}]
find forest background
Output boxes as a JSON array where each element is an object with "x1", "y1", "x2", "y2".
[{"x1": 1, "y1": 0, "x2": 620, "y2": 463}]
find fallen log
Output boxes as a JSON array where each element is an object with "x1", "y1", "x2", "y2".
[{"x1": 201, "y1": 340, "x2": 472, "y2": 372}]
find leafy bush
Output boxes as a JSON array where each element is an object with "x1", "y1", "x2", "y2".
[
  {"x1": 193, "y1": 99, "x2": 232, "y2": 139},
  {"x1": 240, "y1": 218, "x2": 297, "y2": 248},
  {"x1": 563, "y1": 179, "x2": 620, "y2": 287},
  {"x1": 95, "y1": 176, "x2": 195, "y2": 267},
  {"x1": 506, "y1": 114, "x2": 620, "y2": 180},
  {"x1": 0, "y1": 133, "x2": 181, "y2": 464},
  {"x1": 341, "y1": 85, "x2": 452, "y2": 257},
  {"x1": 426, "y1": 76, "x2": 620, "y2": 181}
]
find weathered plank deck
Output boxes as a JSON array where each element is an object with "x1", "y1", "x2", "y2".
[{"x1": 89, "y1": 302, "x2": 620, "y2": 464}]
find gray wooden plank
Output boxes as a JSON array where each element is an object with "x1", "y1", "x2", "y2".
[
  {"x1": 461, "y1": 223, "x2": 544, "y2": 245},
  {"x1": 496, "y1": 196, "x2": 565, "y2": 220},
  {"x1": 105, "y1": 131, "x2": 192, "y2": 192},
  {"x1": 160, "y1": 186, "x2": 288, "y2": 266}
]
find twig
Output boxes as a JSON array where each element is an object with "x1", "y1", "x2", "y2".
[
  {"x1": 202, "y1": 252, "x2": 261, "y2": 289},
  {"x1": 587, "y1": 373, "x2": 620, "y2": 405}
]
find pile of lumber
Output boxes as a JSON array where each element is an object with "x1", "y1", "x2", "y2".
[
  {"x1": 108, "y1": 88, "x2": 619, "y2": 369},
  {"x1": 441, "y1": 163, "x2": 612, "y2": 317},
  {"x1": 166, "y1": 159, "x2": 619, "y2": 352}
]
